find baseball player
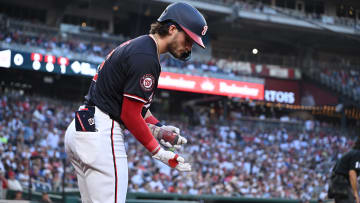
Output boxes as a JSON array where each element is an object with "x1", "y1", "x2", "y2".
[
  {"x1": 328, "y1": 138, "x2": 360, "y2": 203},
  {"x1": 64, "y1": 2, "x2": 208, "y2": 203}
]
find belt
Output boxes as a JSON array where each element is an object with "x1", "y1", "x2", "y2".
[{"x1": 84, "y1": 101, "x2": 126, "y2": 131}]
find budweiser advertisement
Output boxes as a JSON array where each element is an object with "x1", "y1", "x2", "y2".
[{"x1": 158, "y1": 72, "x2": 264, "y2": 100}]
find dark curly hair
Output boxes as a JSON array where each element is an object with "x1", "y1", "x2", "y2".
[{"x1": 149, "y1": 21, "x2": 182, "y2": 37}]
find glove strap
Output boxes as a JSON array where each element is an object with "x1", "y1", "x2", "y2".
[
  {"x1": 145, "y1": 116, "x2": 163, "y2": 127},
  {"x1": 151, "y1": 145, "x2": 161, "y2": 155},
  {"x1": 168, "y1": 154, "x2": 179, "y2": 168}
]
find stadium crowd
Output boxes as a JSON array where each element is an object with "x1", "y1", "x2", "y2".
[
  {"x1": 0, "y1": 29, "x2": 117, "y2": 59},
  {"x1": 205, "y1": 0, "x2": 360, "y2": 30},
  {"x1": 319, "y1": 68, "x2": 360, "y2": 100},
  {"x1": 0, "y1": 90, "x2": 78, "y2": 199},
  {"x1": 126, "y1": 117, "x2": 348, "y2": 201},
  {"x1": 0, "y1": 24, "x2": 267, "y2": 78},
  {"x1": 0, "y1": 20, "x2": 235, "y2": 75},
  {"x1": 2, "y1": 15, "x2": 360, "y2": 86},
  {"x1": 0, "y1": 89, "x2": 356, "y2": 201}
]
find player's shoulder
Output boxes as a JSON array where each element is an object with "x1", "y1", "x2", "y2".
[
  {"x1": 343, "y1": 149, "x2": 360, "y2": 160},
  {"x1": 125, "y1": 35, "x2": 157, "y2": 57},
  {"x1": 110, "y1": 35, "x2": 159, "y2": 67},
  {"x1": 126, "y1": 36, "x2": 160, "y2": 66},
  {"x1": 351, "y1": 149, "x2": 360, "y2": 156}
]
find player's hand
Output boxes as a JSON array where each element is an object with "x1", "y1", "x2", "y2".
[
  {"x1": 161, "y1": 125, "x2": 187, "y2": 149},
  {"x1": 147, "y1": 124, "x2": 187, "y2": 149},
  {"x1": 152, "y1": 148, "x2": 191, "y2": 172},
  {"x1": 161, "y1": 125, "x2": 180, "y2": 134}
]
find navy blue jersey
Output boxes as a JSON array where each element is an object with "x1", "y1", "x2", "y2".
[
  {"x1": 85, "y1": 35, "x2": 161, "y2": 123},
  {"x1": 334, "y1": 149, "x2": 360, "y2": 177}
]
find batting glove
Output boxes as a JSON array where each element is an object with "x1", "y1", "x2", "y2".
[
  {"x1": 148, "y1": 124, "x2": 187, "y2": 150},
  {"x1": 152, "y1": 148, "x2": 191, "y2": 172}
]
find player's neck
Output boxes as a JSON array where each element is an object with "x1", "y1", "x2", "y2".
[{"x1": 150, "y1": 34, "x2": 167, "y2": 54}]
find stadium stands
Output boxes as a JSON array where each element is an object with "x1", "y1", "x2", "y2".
[
  {"x1": 1, "y1": 17, "x2": 302, "y2": 82},
  {"x1": 1, "y1": 0, "x2": 360, "y2": 202},
  {"x1": 1, "y1": 15, "x2": 359, "y2": 83},
  {"x1": 307, "y1": 68, "x2": 360, "y2": 102},
  {"x1": 1, "y1": 16, "x2": 358, "y2": 84},
  {"x1": 0, "y1": 90, "x2": 79, "y2": 196},
  {"x1": 0, "y1": 89, "x2": 356, "y2": 201},
  {"x1": 194, "y1": 0, "x2": 360, "y2": 29},
  {"x1": 0, "y1": 18, "x2": 120, "y2": 64}
]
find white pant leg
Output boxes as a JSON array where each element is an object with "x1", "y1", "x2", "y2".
[
  {"x1": 85, "y1": 155, "x2": 128, "y2": 203},
  {"x1": 70, "y1": 158, "x2": 91, "y2": 203},
  {"x1": 65, "y1": 107, "x2": 128, "y2": 203},
  {"x1": 65, "y1": 120, "x2": 91, "y2": 203}
]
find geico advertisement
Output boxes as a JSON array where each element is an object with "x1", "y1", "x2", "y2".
[
  {"x1": 0, "y1": 49, "x2": 97, "y2": 76},
  {"x1": 158, "y1": 72, "x2": 264, "y2": 100}
]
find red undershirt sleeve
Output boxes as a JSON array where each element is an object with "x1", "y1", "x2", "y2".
[
  {"x1": 121, "y1": 97, "x2": 160, "y2": 154},
  {"x1": 145, "y1": 115, "x2": 160, "y2": 125}
]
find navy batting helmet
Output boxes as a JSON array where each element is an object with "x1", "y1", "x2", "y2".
[{"x1": 158, "y1": 2, "x2": 208, "y2": 49}]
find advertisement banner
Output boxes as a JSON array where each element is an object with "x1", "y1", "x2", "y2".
[
  {"x1": 265, "y1": 78, "x2": 300, "y2": 104},
  {"x1": 159, "y1": 72, "x2": 264, "y2": 100}
]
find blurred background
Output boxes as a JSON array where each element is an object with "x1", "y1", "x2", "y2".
[{"x1": 0, "y1": 0, "x2": 360, "y2": 202}]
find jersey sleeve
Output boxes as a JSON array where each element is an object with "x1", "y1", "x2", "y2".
[
  {"x1": 349, "y1": 153, "x2": 360, "y2": 170},
  {"x1": 123, "y1": 54, "x2": 159, "y2": 103}
]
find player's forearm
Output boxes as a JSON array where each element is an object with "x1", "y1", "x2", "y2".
[
  {"x1": 121, "y1": 97, "x2": 160, "y2": 154},
  {"x1": 144, "y1": 109, "x2": 162, "y2": 127},
  {"x1": 349, "y1": 170, "x2": 359, "y2": 197}
]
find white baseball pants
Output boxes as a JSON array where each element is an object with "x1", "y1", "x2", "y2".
[{"x1": 65, "y1": 106, "x2": 128, "y2": 203}]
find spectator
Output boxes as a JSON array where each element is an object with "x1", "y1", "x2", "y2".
[
  {"x1": 0, "y1": 170, "x2": 7, "y2": 199},
  {"x1": 7, "y1": 171, "x2": 23, "y2": 192},
  {"x1": 40, "y1": 192, "x2": 53, "y2": 203},
  {"x1": 316, "y1": 68, "x2": 360, "y2": 101},
  {"x1": 14, "y1": 191, "x2": 23, "y2": 200}
]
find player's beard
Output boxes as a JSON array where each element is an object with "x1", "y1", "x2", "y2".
[
  {"x1": 167, "y1": 39, "x2": 182, "y2": 59},
  {"x1": 167, "y1": 34, "x2": 191, "y2": 61}
]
